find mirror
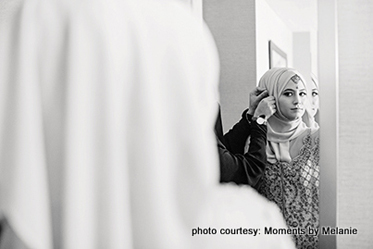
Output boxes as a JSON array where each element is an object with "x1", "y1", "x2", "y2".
[{"x1": 203, "y1": 0, "x2": 332, "y2": 248}]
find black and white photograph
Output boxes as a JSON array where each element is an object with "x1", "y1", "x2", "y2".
[{"x1": 0, "y1": 0, "x2": 372, "y2": 248}]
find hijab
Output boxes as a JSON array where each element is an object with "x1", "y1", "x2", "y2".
[
  {"x1": 0, "y1": 1, "x2": 295, "y2": 249},
  {"x1": 302, "y1": 73, "x2": 320, "y2": 129},
  {"x1": 258, "y1": 68, "x2": 309, "y2": 163}
]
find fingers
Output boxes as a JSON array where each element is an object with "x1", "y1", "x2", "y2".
[
  {"x1": 257, "y1": 89, "x2": 269, "y2": 99},
  {"x1": 269, "y1": 103, "x2": 276, "y2": 116},
  {"x1": 254, "y1": 96, "x2": 276, "y2": 119},
  {"x1": 248, "y1": 87, "x2": 271, "y2": 116},
  {"x1": 262, "y1": 96, "x2": 275, "y2": 106},
  {"x1": 256, "y1": 87, "x2": 266, "y2": 93},
  {"x1": 249, "y1": 88, "x2": 260, "y2": 96},
  {"x1": 250, "y1": 87, "x2": 266, "y2": 96},
  {"x1": 266, "y1": 97, "x2": 276, "y2": 114},
  {"x1": 250, "y1": 89, "x2": 268, "y2": 104}
]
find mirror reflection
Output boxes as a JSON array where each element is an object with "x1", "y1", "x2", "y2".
[{"x1": 206, "y1": 0, "x2": 320, "y2": 248}]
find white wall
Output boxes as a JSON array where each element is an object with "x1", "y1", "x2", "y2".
[
  {"x1": 337, "y1": 0, "x2": 373, "y2": 248},
  {"x1": 203, "y1": 0, "x2": 257, "y2": 132},
  {"x1": 293, "y1": 32, "x2": 312, "y2": 93},
  {"x1": 319, "y1": 0, "x2": 373, "y2": 248},
  {"x1": 255, "y1": 0, "x2": 293, "y2": 81},
  {"x1": 310, "y1": 27, "x2": 318, "y2": 76}
]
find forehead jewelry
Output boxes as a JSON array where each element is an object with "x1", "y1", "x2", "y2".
[{"x1": 291, "y1": 74, "x2": 300, "y2": 84}]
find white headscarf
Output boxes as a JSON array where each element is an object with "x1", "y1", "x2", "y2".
[
  {"x1": 258, "y1": 68, "x2": 309, "y2": 163},
  {"x1": 302, "y1": 73, "x2": 320, "y2": 130},
  {"x1": 0, "y1": 0, "x2": 219, "y2": 248},
  {"x1": 0, "y1": 1, "x2": 295, "y2": 248}
]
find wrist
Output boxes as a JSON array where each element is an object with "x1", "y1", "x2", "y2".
[
  {"x1": 247, "y1": 108, "x2": 255, "y2": 115},
  {"x1": 252, "y1": 115, "x2": 267, "y2": 125},
  {"x1": 245, "y1": 110, "x2": 253, "y2": 124},
  {"x1": 253, "y1": 109, "x2": 263, "y2": 118}
]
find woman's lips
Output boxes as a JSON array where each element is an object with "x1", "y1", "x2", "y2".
[{"x1": 291, "y1": 108, "x2": 303, "y2": 112}]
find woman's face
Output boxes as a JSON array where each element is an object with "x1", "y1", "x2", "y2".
[
  {"x1": 309, "y1": 81, "x2": 319, "y2": 117},
  {"x1": 278, "y1": 78, "x2": 307, "y2": 121}
]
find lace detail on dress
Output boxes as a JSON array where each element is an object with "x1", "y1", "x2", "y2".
[{"x1": 258, "y1": 134, "x2": 320, "y2": 249}]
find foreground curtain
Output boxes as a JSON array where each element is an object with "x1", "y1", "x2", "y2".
[{"x1": 0, "y1": 0, "x2": 295, "y2": 248}]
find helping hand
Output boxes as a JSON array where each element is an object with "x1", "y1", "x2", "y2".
[
  {"x1": 248, "y1": 87, "x2": 269, "y2": 115},
  {"x1": 253, "y1": 96, "x2": 276, "y2": 120}
]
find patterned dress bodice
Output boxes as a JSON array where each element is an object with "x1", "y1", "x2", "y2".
[{"x1": 258, "y1": 134, "x2": 320, "y2": 249}]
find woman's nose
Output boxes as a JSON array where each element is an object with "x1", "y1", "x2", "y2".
[{"x1": 293, "y1": 95, "x2": 300, "y2": 104}]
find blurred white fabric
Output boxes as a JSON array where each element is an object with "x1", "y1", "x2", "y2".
[{"x1": 0, "y1": 0, "x2": 295, "y2": 248}]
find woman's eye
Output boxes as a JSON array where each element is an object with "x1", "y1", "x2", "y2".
[
  {"x1": 312, "y1": 92, "x2": 319, "y2": 97},
  {"x1": 300, "y1": 92, "x2": 307, "y2": 97},
  {"x1": 283, "y1": 92, "x2": 293, "y2": 97}
]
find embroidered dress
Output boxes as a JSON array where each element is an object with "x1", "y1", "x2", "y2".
[{"x1": 258, "y1": 134, "x2": 320, "y2": 248}]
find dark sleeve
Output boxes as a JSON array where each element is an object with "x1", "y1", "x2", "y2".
[
  {"x1": 217, "y1": 110, "x2": 267, "y2": 188},
  {"x1": 214, "y1": 106, "x2": 225, "y2": 143},
  {"x1": 230, "y1": 119, "x2": 267, "y2": 188},
  {"x1": 223, "y1": 110, "x2": 252, "y2": 153}
]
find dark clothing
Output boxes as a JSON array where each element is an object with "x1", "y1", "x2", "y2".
[{"x1": 215, "y1": 108, "x2": 267, "y2": 189}]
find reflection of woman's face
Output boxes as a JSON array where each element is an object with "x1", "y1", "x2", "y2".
[
  {"x1": 278, "y1": 79, "x2": 307, "y2": 120},
  {"x1": 309, "y1": 81, "x2": 319, "y2": 117}
]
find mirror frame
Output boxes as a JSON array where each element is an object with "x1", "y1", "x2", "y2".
[{"x1": 318, "y1": 0, "x2": 338, "y2": 248}]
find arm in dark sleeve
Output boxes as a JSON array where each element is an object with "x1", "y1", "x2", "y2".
[
  {"x1": 229, "y1": 120, "x2": 267, "y2": 188},
  {"x1": 223, "y1": 110, "x2": 252, "y2": 154},
  {"x1": 218, "y1": 111, "x2": 267, "y2": 188}
]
